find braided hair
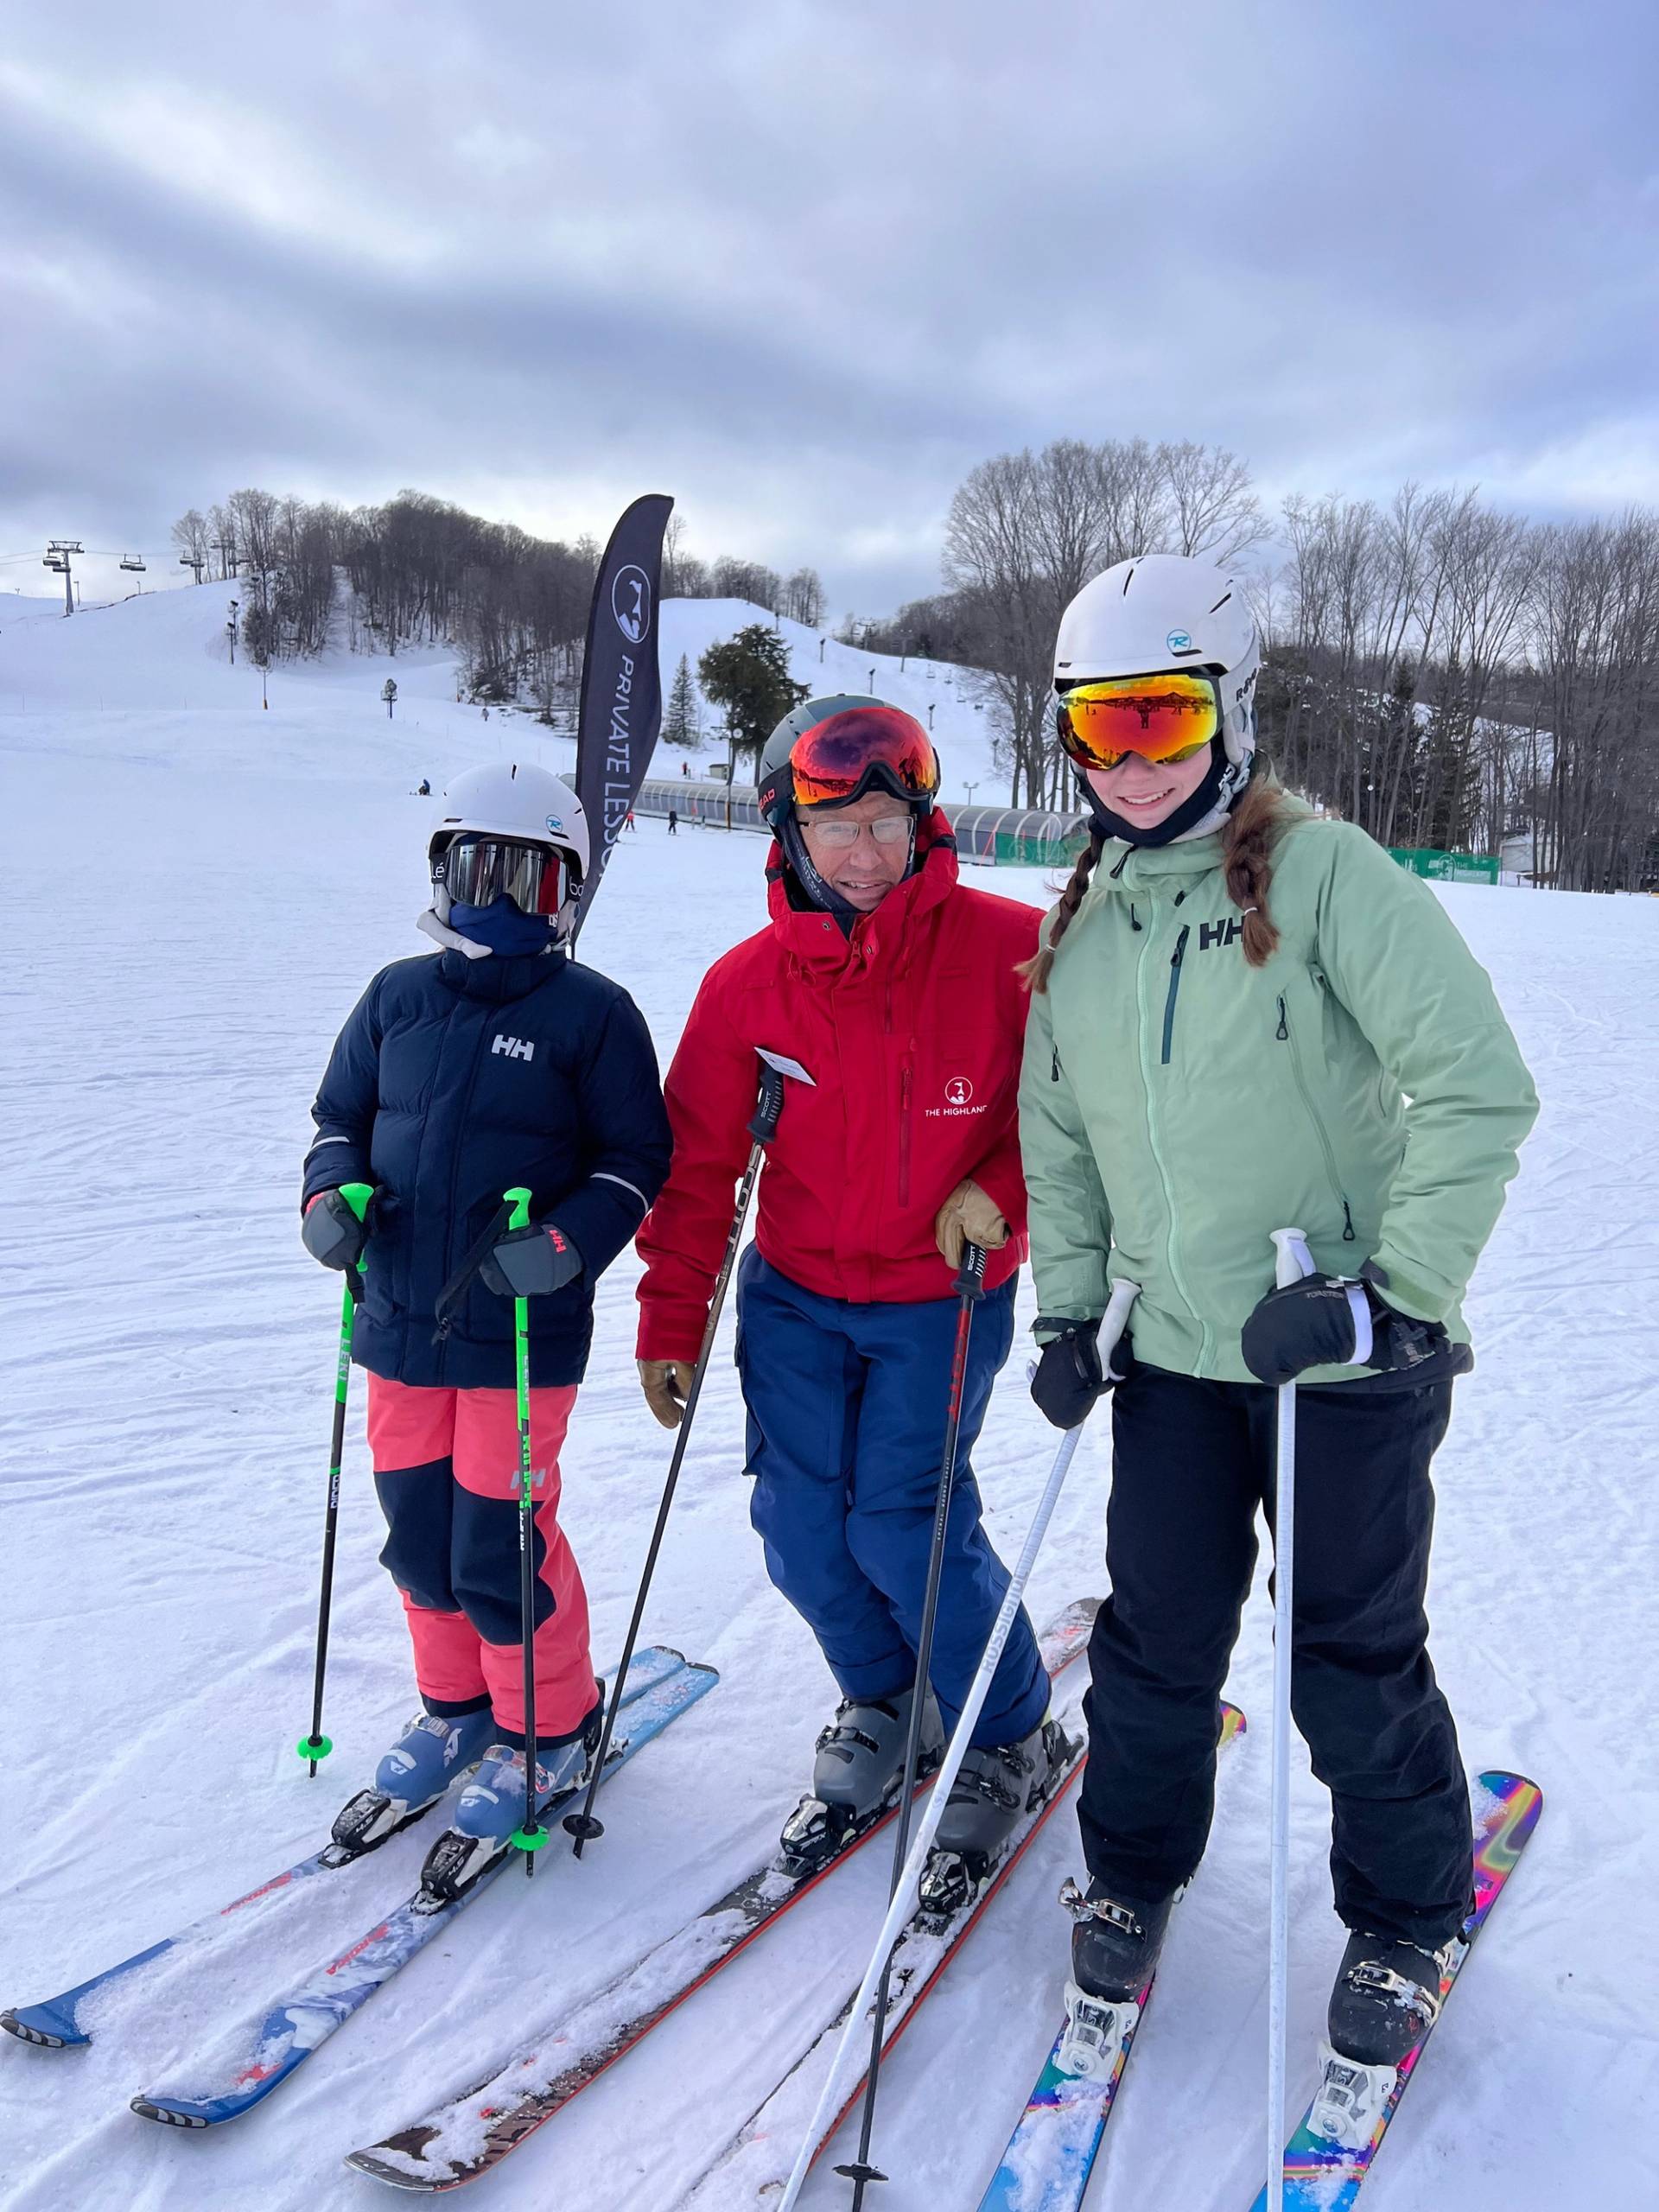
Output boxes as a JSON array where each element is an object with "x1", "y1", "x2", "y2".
[{"x1": 1021, "y1": 779, "x2": 1288, "y2": 995}]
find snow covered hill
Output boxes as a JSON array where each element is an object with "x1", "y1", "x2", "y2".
[{"x1": 1, "y1": 585, "x2": 1656, "y2": 2210}]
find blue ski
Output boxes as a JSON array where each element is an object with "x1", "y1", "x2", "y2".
[
  {"x1": 0, "y1": 1643, "x2": 687, "y2": 2054},
  {"x1": 129, "y1": 1654, "x2": 716, "y2": 2127}
]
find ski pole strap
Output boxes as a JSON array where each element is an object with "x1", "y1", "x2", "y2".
[
  {"x1": 952, "y1": 1239, "x2": 988, "y2": 1301},
  {"x1": 431, "y1": 1198, "x2": 514, "y2": 1341}
]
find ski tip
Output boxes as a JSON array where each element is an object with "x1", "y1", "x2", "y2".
[
  {"x1": 130, "y1": 2094, "x2": 212, "y2": 2129},
  {"x1": 2, "y1": 2004, "x2": 87, "y2": 2050}
]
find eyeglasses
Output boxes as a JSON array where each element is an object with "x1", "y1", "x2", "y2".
[
  {"x1": 787, "y1": 705, "x2": 939, "y2": 808},
  {"x1": 800, "y1": 813, "x2": 913, "y2": 849},
  {"x1": 1056, "y1": 671, "x2": 1220, "y2": 772},
  {"x1": 437, "y1": 835, "x2": 565, "y2": 915}
]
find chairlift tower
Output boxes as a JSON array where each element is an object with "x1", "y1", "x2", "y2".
[
  {"x1": 178, "y1": 553, "x2": 206, "y2": 583},
  {"x1": 46, "y1": 540, "x2": 82, "y2": 616}
]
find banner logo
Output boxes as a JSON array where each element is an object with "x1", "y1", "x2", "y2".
[{"x1": 613, "y1": 566, "x2": 652, "y2": 645}]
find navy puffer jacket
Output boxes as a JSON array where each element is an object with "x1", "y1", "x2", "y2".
[{"x1": 303, "y1": 945, "x2": 671, "y2": 1389}]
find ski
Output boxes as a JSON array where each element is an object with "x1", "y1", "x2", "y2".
[
  {"x1": 345, "y1": 1599, "x2": 1100, "y2": 2192},
  {"x1": 127, "y1": 1652, "x2": 717, "y2": 2128},
  {"x1": 1248, "y1": 1769, "x2": 1542, "y2": 2211},
  {"x1": 973, "y1": 1702, "x2": 1248, "y2": 2212},
  {"x1": 0, "y1": 1643, "x2": 687, "y2": 2054}
]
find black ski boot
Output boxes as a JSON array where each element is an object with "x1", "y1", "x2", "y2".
[
  {"x1": 1059, "y1": 1878, "x2": 1179, "y2": 2001},
  {"x1": 1325, "y1": 1929, "x2": 1461, "y2": 2066},
  {"x1": 917, "y1": 1714, "x2": 1074, "y2": 1924}
]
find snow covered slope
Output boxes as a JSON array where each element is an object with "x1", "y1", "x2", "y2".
[{"x1": 1, "y1": 587, "x2": 1655, "y2": 2210}]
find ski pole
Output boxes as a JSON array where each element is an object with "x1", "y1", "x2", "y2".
[
  {"x1": 1267, "y1": 1225, "x2": 1315, "y2": 2212},
  {"x1": 837, "y1": 1240, "x2": 988, "y2": 2207},
  {"x1": 779, "y1": 1281, "x2": 1140, "y2": 2212},
  {"x1": 563, "y1": 1047, "x2": 811, "y2": 1857},
  {"x1": 502, "y1": 1186, "x2": 546, "y2": 1877},
  {"x1": 296, "y1": 1181, "x2": 374, "y2": 1776}
]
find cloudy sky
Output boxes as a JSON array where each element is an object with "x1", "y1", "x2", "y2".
[{"x1": 3, "y1": 0, "x2": 1656, "y2": 614}]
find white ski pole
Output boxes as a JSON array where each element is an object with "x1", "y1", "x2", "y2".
[
  {"x1": 1266, "y1": 1225, "x2": 1315, "y2": 2212},
  {"x1": 775, "y1": 1280, "x2": 1140, "y2": 2212}
]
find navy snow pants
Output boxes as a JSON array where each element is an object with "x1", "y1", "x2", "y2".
[{"x1": 736, "y1": 1249, "x2": 1049, "y2": 1750}]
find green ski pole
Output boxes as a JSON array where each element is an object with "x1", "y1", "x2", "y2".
[
  {"x1": 297, "y1": 1181, "x2": 374, "y2": 1775},
  {"x1": 503, "y1": 1186, "x2": 547, "y2": 1874}
]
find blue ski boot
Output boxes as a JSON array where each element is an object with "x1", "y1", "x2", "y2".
[
  {"x1": 419, "y1": 1707, "x2": 601, "y2": 1900},
  {"x1": 330, "y1": 1708, "x2": 495, "y2": 1859}
]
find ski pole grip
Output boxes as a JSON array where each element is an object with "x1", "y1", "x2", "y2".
[
  {"x1": 953, "y1": 1239, "x2": 988, "y2": 1300},
  {"x1": 505, "y1": 1185, "x2": 532, "y2": 1233},
  {"x1": 1096, "y1": 1277, "x2": 1140, "y2": 1376},
  {"x1": 1271, "y1": 1226, "x2": 1316, "y2": 1290},
  {"x1": 340, "y1": 1181, "x2": 373, "y2": 1224},
  {"x1": 748, "y1": 1062, "x2": 785, "y2": 1145}
]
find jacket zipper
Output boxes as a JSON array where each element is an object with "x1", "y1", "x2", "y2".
[
  {"x1": 1276, "y1": 995, "x2": 1357, "y2": 1240},
  {"x1": 1135, "y1": 902, "x2": 1210, "y2": 1367},
  {"x1": 1160, "y1": 925, "x2": 1190, "y2": 1066},
  {"x1": 898, "y1": 1063, "x2": 913, "y2": 1206}
]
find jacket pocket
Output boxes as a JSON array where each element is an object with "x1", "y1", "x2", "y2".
[
  {"x1": 1276, "y1": 995, "x2": 1357, "y2": 1242},
  {"x1": 1160, "y1": 925, "x2": 1191, "y2": 1066},
  {"x1": 898, "y1": 1062, "x2": 913, "y2": 1207}
]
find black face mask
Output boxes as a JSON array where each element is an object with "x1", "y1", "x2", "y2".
[{"x1": 1086, "y1": 742, "x2": 1237, "y2": 849}]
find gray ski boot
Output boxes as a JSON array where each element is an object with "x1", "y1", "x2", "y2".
[
  {"x1": 777, "y1": 1684, "x2": 944, "y2": 1875},
  {"x1": 918, "y1": 1712, "x2": 1075, "y2": 1923}
]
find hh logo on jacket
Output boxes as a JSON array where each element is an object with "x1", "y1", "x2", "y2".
[{"x1": 492, "y1": 1033, "x2": 535, "y2": 1062}]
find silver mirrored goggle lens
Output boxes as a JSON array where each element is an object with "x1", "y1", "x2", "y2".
[{"x1": 439, "y1": 836, "x2": 557, "y2": 913}]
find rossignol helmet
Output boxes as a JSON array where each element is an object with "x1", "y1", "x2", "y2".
[{"x1": 757, "y1": 695, "x2": 940, "y2": 833}]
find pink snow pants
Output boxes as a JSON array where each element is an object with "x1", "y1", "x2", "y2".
[{"x1": 365, "y1": 1376, "x2": 598, "y2": 1745}]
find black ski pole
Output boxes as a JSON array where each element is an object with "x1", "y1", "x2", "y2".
[
  {"x1": 836, "y1": 1238, "x2": 988, "y2": 2205},
  {"x1": 563, "y1": 1050, "x2": 805, "y2": 1856},
  {"x1": 296, "y1": 1181, "x2": 373, "y2": 1777}
]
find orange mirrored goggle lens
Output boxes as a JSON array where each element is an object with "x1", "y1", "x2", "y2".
[
  {"x1": 1057, "y1": 673, "x2": 1220, "y2": 771},
  {"x1": 790, "y1": 707, "x2": 939, "y2": 808}
]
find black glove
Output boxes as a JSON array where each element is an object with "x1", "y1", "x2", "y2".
[
  {"x1": 480, "y1": 1222, "x2": 584, "y2": 1299},
  {"x1": 302, "y1": 1188, "x2": 369, "y2": 1272},
  {"x1": 1030, "y1": 1316, "x2": 1135, "y2": 1431},
  {"x1": 1241, "y1": 1268, "x2": 1451, "y2": 1386}
]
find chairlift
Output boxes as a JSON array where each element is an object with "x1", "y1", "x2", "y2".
[
  {"x1": 120, "y1": 555, "x2": 147, "y2": 574},
  {"x1": 43, "y1": 556, "x2": 66, "y2": 571}
]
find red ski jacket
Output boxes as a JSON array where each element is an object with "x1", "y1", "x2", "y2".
[{"x1": 635, "y1": 818, "x2": 1041, "y2": 1361}]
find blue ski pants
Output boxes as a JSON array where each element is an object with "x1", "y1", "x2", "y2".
[{"x1": 735, "y1": 1249, "x2": 1049, "y2": 1750}]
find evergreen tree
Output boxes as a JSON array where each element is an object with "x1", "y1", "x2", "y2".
[
  {"x1": 662, "y1": 653, "x2": 701, "y2": 747},
  {"x1": 697, "y1": 624, "x2": 807, "y2": 775}
]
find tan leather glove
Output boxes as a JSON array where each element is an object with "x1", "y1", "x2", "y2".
[
  {"x1": 934, "y1": 1179, "x2": 1010, "y2": 1268},
  {"x1": 639, "y1": 1357, "x2": 697, "y2": 1431}
]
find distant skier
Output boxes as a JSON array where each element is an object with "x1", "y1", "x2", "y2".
[
  {"x1": 300, "y1": 762, "x2": 671, "y2": 1892},
  {"x1": 667, "y1": 808, "x2": 678, "y2": 836},
  {"x1": 416, "y1": 777, "x2": 431, "y2": 796},
  {"x1": 625, "y1": 809, "x2": 636, "y2": 833},
  {"x1": 636, "y1": 698, "x2": 1060, "y2": 1878},
  {"x1": 1019, "y1": 556, "x2": 1538, "y2": 2083}
]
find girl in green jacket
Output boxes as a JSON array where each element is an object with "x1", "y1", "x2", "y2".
[{"x1": 1018, "y1": 554, "x2": 1537, "y2": 2076}]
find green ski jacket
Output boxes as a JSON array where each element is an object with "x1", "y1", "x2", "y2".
[{"x1": 1018, "y1": 808, "x2": 1538, "y2": 1386}]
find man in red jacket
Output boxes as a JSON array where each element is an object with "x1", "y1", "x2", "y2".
[{"x1": 636, "y1": 696, "x2": 1062, "y2": 1872}]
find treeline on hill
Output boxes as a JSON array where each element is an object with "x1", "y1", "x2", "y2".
[
  {"x1": 853, "y1": 438, "x2": 1657, "y2": 893},
  {"x1": 170, "y1": 491, "x2": 824, "y2": 717}
]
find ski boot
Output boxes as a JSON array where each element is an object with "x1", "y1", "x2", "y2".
[
  {"x1": 778, "y1": 1684, "x2": 944, "y2": 1877},
  {"x1": 917, "y1": 1712, "x2": 1075, "y2": 1925},
  {"x1": 327, "y1": 1707, "x2": 495, "y2": 1862},
  {"x1": 418, "y1": 1708, "x2": 601, "y2": 1904},
  {"x1": 1308, "y1": 1927, "x2": 1465, "y2": 2148}
]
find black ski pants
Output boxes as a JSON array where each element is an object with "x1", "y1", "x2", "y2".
[{"x1": 1079, "y1": 1363, "x2": 1471, "y2": 1948}]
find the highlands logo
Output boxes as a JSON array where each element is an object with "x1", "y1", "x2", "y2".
[
  {"x1": 612, "y1": 565, "x2": 652, "y2": 645},
  {"x1": 944, "y1": 1076, "x2": 975, "y2": 1107}
]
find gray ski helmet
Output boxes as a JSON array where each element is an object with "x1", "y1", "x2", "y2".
[{"x1": 756, "y1": 695, "x2": 940, "y2": 833}]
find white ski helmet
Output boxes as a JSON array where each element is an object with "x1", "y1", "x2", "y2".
[
  {"x1": 426, "y1": 761, "x2": 589, "y2": 944},
  {"x1": 1054, "y1": 553, "x2": 1261, "y2": 772}
]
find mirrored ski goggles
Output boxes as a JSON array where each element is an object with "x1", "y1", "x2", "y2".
[
  {"x1": 1056, "y1": 672, "x2": 1221, "y2": 772},
  {"x1": 788, "y1": 706, "x2": 940, "y2": 810},
  {"x1": 436, "y1": 835, "x2": 565, "y2": 916}
]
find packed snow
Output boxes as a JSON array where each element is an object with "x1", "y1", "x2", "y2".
[{"x1": 2, "y1": 587, "x2": 1655, "y2": 2210}]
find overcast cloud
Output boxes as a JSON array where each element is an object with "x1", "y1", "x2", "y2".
[{"x1": 3, "y1": 0, "x2": 1656, "y2": 613}]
